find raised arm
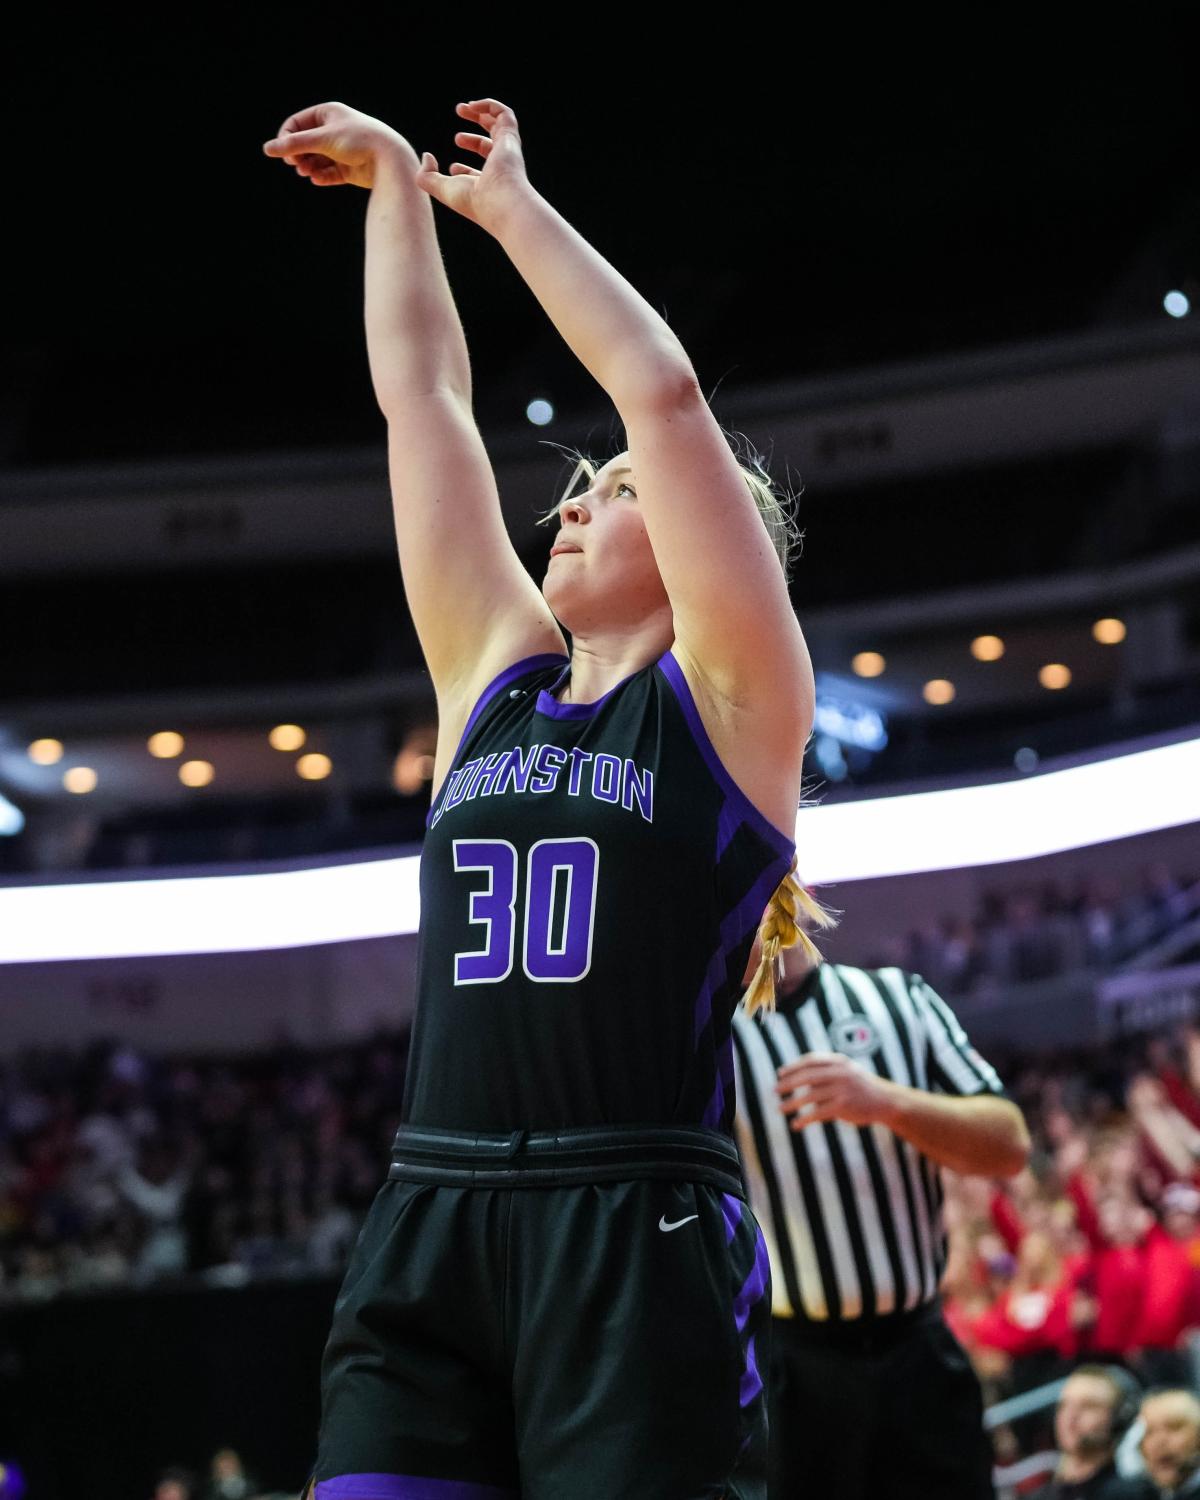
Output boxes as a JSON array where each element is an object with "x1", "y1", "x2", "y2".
[
  {"x1": 417, "y1": 100, "x2": 812, "y2": 736},
  {"x1": 263, "y1": 104, "x2": 565, "y2": 761}
]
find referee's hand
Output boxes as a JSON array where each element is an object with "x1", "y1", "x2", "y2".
[{"x1": 775, "y1": 1052, "x2": 894, "y2": 1130}]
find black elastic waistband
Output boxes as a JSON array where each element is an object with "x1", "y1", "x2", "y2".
[
  {"x1": 774, "y1": 1298, "x2": 942, "y2": 1352},
  {"x1": 388, "y1": 1123, "x2": 744, "y2": 1194}
]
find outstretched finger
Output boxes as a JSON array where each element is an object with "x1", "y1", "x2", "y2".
[
  {"x1": 448, "y1": 163, "x2": 481, "y2": 177},
  {"x1": 453, "y1": 131, "x2": 494, "y2": 158},
  {"x1": 263, "y1": 126, "x2": 330, "y2": 159},
  {"x1": 456, "y1": 99, "x2": 519, "y2": 134}
]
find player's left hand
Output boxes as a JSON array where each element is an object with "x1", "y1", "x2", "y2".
[
  {"x1": 416, "y1": 99, "x2": 534, "y2": 235},
  {"x1": 775, "y1": 1052, "x2": 895, "y2": 1130}
]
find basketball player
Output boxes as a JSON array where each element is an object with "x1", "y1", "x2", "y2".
[{"x1": 263, "y1": 97, "x2": 829, "y2": 1498}]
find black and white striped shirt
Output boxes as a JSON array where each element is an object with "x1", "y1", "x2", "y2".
[{"x1": 732, "y1": 963, "x2": 1005, "y2": 1323}]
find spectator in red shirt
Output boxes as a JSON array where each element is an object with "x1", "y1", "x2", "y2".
[
  {"x1": 1130, "y1": 1185, "x2": 1200, "y2": 1386},
  {"x1": 972, "y1": 1229, "x2": 1081, "y2": 1363},
  {"x1": 1062, "y1": 1144, "x2": 1152, "y2": 1361}
]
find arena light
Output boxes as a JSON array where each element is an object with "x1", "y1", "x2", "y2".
[
  {"x1": 1164, "y1": 290, "x2": 1190, "y2": 319},
  {"x1": 0, "y1": 855, "x2": 423, "y2": 962},
  {"x1": 148, "y1": 731, "x2": 185, "y2": 758},
  {"x1": 28, "y1": 739, "x2": 64, "y2": 765},
  {"x1": 269, "y1": 724, "x2": 306, "y2": 752},
  {"x1": 970, "y1": 635, "x2": 1005, "y2": 662},
  {"x1": 1, "y1": 733, "x2": 1198, "y2": 961},
  {"x1": 179, "y1": 760, "x2": 215, "y2": 788},
  {"x1": 0, "y1": 793, "x2": 24, "y2": 837},
  {"x1": 812, "y1": 692, "x2": 888, "y2": 752},
  {"x1": 526, "y1": 398, "x2": 555, "y2": 426},
  {"x1": 799, "y1": 734, "x2": 1200, "y2": 883},
  {"x1": 1092, "y1": 617, "x2": 1126, "y2": 645},
  {"x1": 851, "y1": 651, "x2": 885, "y2": 678},
  {"x1": 1039, "y1": 663, "x2": 1072, "y2": 690}
]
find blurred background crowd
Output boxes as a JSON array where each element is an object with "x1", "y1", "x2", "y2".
[
  {"x1": 945, "y1": 1026, "x2": 1200, "y2": 1404},
  {"x1": 871, "y1": 859, "x2": 1199, "y2": 997},
  {"x1": 6, "y1": 968, "x2": 1200, "y2": 1392},
  {"x1": 0, "y1": 1031, "x2": 409, "y2": 1300}
]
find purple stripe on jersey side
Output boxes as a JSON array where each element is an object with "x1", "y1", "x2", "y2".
[
  {"x1": 425, "y1": 654, "x2": 568, "y2": 828},
  {"x1": 702, "y1": 1082, "x2": 722, "y2": 1130},
  {"x1": 740, "y1": 1333, "x2": 764, "y2": 1409},
  {"x1": 658, "y1": 650, "x2": 797, "y2": 863},
  {"x1": 315, "y1": 1476, "x2": 515, "y2": 1499},
  {"x1": 724, "y1": 1211, "x2": 768, "y2": 1408},
  {"x1": 694, "y1": 854, "x2": 793, "y2": 1039},
  {"x1": 719, "y1": 1030, "x2": 736, "y2": 1090},
  {"x1": 735, "y1": 1228, "x2": 771, "y2": 1333},
  {"x1": 702, "y1": 1034, "x2": 737, "y2": 1129},
  {"x1": 715, "y1": 797, "x2": 741, "y2": 864},
  {"x1": 725, "y1": 855, "x2": 796, "y2": 949},
  {"x1": 693, "y1": 946, "x2": 729, "y2": 1045}
]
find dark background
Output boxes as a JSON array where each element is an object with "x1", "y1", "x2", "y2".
[
  {"x1": 6, "y1": 15, "x2": 1195, "y2": 471},
  {"x1": 2, "y1": 1280, "x2": 334, "y2": 1496}
]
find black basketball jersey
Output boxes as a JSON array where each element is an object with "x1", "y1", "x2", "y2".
[{"x1": 401, "y1": 648, "x2": 798, "y2": 1133}]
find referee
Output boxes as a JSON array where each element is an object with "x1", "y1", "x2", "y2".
[{"x1": 733, "y1": 935, "x2": 1030, "y2": 1499}]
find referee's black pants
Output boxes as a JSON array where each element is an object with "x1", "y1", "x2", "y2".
[{"x1": 768, "y1": 1301, "x2": 994, "y2": 1500}]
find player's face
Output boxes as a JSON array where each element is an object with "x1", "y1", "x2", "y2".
[
  {"x1": 1141, "y1": 1394, "x2": 1200, "y2": 1487},
  {"x1": 1054, "y1": 1375, "x2": 1116, "y2": 1458},
  {"x1": 542, "y1": 453, "x2": 670, "y2": 630}
]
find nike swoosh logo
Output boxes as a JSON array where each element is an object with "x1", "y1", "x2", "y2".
[{"x1": 658, "y1": 1214, "x2": 700, "y2": 1233}]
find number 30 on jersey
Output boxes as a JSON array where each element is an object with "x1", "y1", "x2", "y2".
[{"x1": 452, "y1": 837, "x2": 600, "y2": 985}]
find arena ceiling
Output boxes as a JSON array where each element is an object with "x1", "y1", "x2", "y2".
[{"x1": 4, "y1": 21, "x2": 1194, "y2": 470}]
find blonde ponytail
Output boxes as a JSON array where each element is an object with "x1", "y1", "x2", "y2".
[{"x1": 741, "y1": 857, "x2": 837, "y2": 1019}]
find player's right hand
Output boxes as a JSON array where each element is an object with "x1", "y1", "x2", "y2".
[{"x1": 262, "y1": 102, "x2": 411, "y2": 189}]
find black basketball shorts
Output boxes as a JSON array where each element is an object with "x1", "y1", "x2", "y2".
[{"x1": 309, "y1": 1125, "x2": 771, "y2": 1500}]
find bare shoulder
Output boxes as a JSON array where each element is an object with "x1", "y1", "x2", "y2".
[{"x1": 668, "y1": 641, "x2": 806, "y2": 846}]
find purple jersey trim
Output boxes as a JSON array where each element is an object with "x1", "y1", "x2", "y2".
[
  {"x1": 740, "y1": 1333, "x2": 764, "y2": 1409},
  {"x1": 314, "y1": 1476, "x2": 515, "y2": 1499},
  {"x1": 721, "y1": 1191, "x2": 744, "y2": 1244},
  {"x1": 694, "y1": 856, "x2": 795, "y2": 1045},
  {"x1": 716, "y1": 798, "x2": 742, "y2": 865},
  {"x1": 425, "y1": 654, "x2": 569, "y2": 828},
  {"x1": 721, "y1": 1195, "x2": 769, "y2": 1409},
  {"x1": 701, "y1": 1033, "x2": 737, "y2": 1131},
  {"x1": 534, "y1": 658, "x2": 646, "y2": 720},
  {"x1": 657, "y1": 650, "x2": 797, "y2": 862},
  {"x1": 735, "y1": 1228, "x2": 771, "y2": 1335}
]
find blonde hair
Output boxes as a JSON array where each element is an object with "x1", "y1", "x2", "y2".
[
  {"x1": 536, "y1": 435, "x2": 805, "y2": 582},
  {"x1": 741, "y1": 856, "x2": 838, "y2": 1018}
]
